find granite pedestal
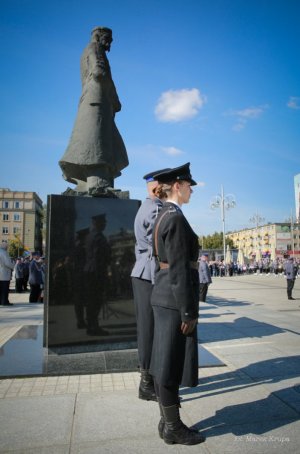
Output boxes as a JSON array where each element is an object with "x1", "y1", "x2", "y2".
[{"x1": 44, "y1": 195, "x2": 140, "y2": 371}]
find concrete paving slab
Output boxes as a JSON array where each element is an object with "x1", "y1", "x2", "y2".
[
  {"x1": 70, "y1": 437, "x2": 209, "y2": 454},
  {"x1": 72, "y1": 390, "x2": 158, "y2": 443},
  {"x1": 2, "y1": 447, "x2": 70, "y2": 454},
  {"x1": 198, "y1": 419, "x2": 299, "y2": 454},
  {"x1": 0, "y1": 395, "x2": 75, "y2": 452}
]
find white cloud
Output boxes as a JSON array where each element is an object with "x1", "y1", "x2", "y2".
[
  {"x1": 287, "y1": 96, "x2": 300, "y2": 110},
  {"x1": 235, "y1": 106, "x2": 267, "y2": 118},
  {"x1": 155, "y1": 88, "x2": 206, "y2": 122},
  {"x1": 161, "y1": 146, "x2": 183, "y2": 156},
  {"x1": 225, "y1": 104, "x2": 268, "y2": 131},
  {"x1": 196, "y1": 181, "x2": 206, "y2": 187}
]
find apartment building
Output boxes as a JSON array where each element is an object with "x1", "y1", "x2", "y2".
[
  {"x1": 0, "y1": 188, "x2": 43, "y2": 253},
  {"x1": 227, "y1": 223, "x2": 300, "y2": 259}
]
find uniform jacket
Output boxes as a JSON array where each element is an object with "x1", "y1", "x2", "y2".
[
  {"x1": 151, "y1": 202, "x2": 199, "y2": 322},
  {"x1": 29, "y1": 260, "x2": 43, "y2": 286},
  {"x1": 131, "y1": 197, "x2": 163, "y2": 283},
  {"x1": 0, "y1": 248, "x2": 14, "y2": 281},
  {"x1": 198, "y1": 259, "x2": 212, "y2": 284},
  {"x1": 284, "y1": 261, "x2": 297, "y2": 280},
  {"x1": 14, "y1": 261, "x2": 24, "y2": 279}
]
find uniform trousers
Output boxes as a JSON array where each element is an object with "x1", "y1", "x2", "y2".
[
  {"x1": 29, "y1": 284, "x2": 41, "y2": 303},
  {"x1": 0, "y1": 281, "x2": 10, "y2": 305},
  {"x1": 287, "y1": 279, "x2": 295, "y2": 298},
  {"x1": 199, "y1": 283, "x2": 209, "y2": 302},
  {"x1": 132, "y1": 277, "x2": 154, "y2": 370}
]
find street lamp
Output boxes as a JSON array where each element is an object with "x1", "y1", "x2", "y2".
[
  {"x1": 211, "y1": 185, "x2": 236, "y2": 263},
  {"x1": 249, "y1": 213, "x2": 265, "y2": 228},
  {"x1": 249, "y1": 212, "x2": 265, "y2": 259}
]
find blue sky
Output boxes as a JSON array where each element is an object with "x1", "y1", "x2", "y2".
[{"x1": 1, "y1": 0, "x2": 299, "y2": 235}]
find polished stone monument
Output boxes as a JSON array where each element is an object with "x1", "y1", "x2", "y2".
[{"x1": 44, "y1": 195, "x2": 140, "y2": 372}]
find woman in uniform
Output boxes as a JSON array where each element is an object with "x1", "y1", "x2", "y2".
[
  {"x1": 150, "y1": 163, "x2": 206, "y2": 446},
  {"x1": 131, "y1": 168, "x2": 169, "y2": 401}
]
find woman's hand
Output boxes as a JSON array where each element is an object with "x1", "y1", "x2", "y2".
[{"x1": 181, "y1": 318, "x2": 198, "y2": 335}]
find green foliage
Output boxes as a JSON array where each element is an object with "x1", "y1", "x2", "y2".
[
  {"x1": 8, "y1": 236, "x2": 24, "y2": 258},
  {"x1": 199, "y1": 232, "x2": 234, "y2": 249},
  {"x1": 41, "y1": 204, "x2": 47, "y2": 243}
]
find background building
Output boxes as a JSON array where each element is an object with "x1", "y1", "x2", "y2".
[
  {"x1": 227, "y1": 223, "x2": 300, "y2": 259},
  {"x1": 0, "y1": 188, "x2": 43, "y2": 253},
  {"x1": 295, "y1": 173, "x2": 300, "y2": 222}
]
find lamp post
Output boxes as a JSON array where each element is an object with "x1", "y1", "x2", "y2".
[
  {"x1": 249, "y1": 213, "x2": 265, "y2": 259},
  {"x1": 290, "y1": 210, "x2": 295, "y2": 258},
  {"x1": 211, "y1": 185, "x2": 236, "y2": 263},
  {"x1": 249, "y1": 212, "x2": 265, "y2": 228}
]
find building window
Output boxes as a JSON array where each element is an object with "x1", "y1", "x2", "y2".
[
  {"x1": 2, "y1": 201, "x2": 9, "y2": 209},
  {"x1": 2, "y1": 213, "x2": 9, "y2": 221},
  {"x1": 13, "y1": 226, "x2": 21, "y2": 235},
  {"x1": 14, "y1": 201, "x2": 20, "y2": 209},
  {"x1": 2, "y1": 227, "x2": 9, "y2": 235},
  {"x1": 13, "y1": 213, "x2": 21, "y2": 221}
]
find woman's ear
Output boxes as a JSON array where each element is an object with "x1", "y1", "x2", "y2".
[{"x1": 173, "y1": 181, "x2": 180, "y2": 191}]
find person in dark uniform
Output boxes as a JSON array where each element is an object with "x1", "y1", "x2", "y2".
[
  {"x1": 284, "y1": 257, "x2": 298, "y2": 300},
  {"x1": 150, "y1": 163, "x2": 206, "y2": 446},
  {"x1": 131, "y1": 167, "x2": 170, "y2": 401},
  {"x1": 198, "y1": 253, "x2": 212, "y2": 302}
]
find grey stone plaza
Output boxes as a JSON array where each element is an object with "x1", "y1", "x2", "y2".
[{"x1": 0, "y1": 274, "x2": 299, "y2": 453}]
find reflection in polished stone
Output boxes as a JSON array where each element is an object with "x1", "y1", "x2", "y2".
[
  {"x1": 0, "y1": 326, "x2": 43, "y2": 377},
  {"x1": 45, "y1": 195, "x2": 140, "y2": 352},
  {"x1": 0, "y1": 325, "x2": 225, "y2": 378}
]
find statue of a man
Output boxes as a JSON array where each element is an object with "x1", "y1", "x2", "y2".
[{"x1": 59, "y1": 27, "x2": 129, "y2": 195}]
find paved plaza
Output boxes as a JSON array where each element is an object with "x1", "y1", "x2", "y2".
[{"x1": 0, "y1": 274, "x2": 299, "y2": 453}]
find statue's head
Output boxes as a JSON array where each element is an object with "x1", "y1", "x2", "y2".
[{"x1": 91, "y1": 27, "x2": 113, "y2": 51}]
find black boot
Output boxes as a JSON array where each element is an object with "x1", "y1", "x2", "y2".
[
  {"x1": 162, "y1": 404, "x2": 206, "y2": 445},
  {"x1": 139, "y1": 369, "x2": 157, "y2": 401},
  {"x1": 157, "y1": 399, "x2": 164, "y2": 439}
]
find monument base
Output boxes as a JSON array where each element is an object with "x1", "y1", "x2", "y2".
[
  {"x1": 0, "y1": 325, "x2": 224, "y2": 378},
  {"x1": 44, "y1": 194, "x2": 140, "y2": 369}
]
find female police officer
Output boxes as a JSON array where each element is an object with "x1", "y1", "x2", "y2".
[
  {"x1": 149, "y1": 163, "x2": 206, "y2": 445},
  {"x1": 131, "y1": 168, "x2": 169, "y2": 401}
]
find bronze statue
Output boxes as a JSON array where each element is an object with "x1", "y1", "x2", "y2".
[{"x1": 59, "y1": 27, "x2": 129, "y2": 196}]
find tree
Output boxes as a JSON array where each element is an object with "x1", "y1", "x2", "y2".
[
  {"x1": 199, "y1": 232, "x2": 234, "y2": 249},
  {"x1": 8, "y1": 235, "x2": 24, "y2": 258}
]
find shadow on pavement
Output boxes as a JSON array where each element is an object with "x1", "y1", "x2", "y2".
[
  {"x1": 198, "y1": 315, "x2": 284, "y2": 343},
  {"x1": 180, "y1": 355, "x2": 300, "y2": 437},
  {"x1": 193, "y1": 386, "x2": 299, "y2": 438}
]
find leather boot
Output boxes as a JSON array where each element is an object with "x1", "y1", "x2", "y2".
[
  {"x1": 139, "y1": 369, "x2": 157, "y2": 401},
  {"x1": 157, "y1": 399, "x2": 164, "y2": 439},
  {"x1": 162, "y1": 404, "x2": 206, "y2": 445},
  {"x1": 157, "y1": 398, "x2": 184, "y2": 438}
]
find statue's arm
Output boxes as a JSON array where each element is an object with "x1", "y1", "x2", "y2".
[{"x1": 88, "y1": 44, "x2": 106, "y2": 80}]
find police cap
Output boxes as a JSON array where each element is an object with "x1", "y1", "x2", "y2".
[
  {"x1": 152, "y1": 162, "x2": 197, "y2": 186},
  {"x1": 143, "y1": 168, "x2": 171, "y2": 183}
]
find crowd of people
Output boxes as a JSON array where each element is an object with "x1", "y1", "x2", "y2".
[
  {"x1": 208, "y1": 257, "x2": 300, "y2": 277},
  {"x1": 0, "y1": 242, "x2": 45, "y2": 305}
]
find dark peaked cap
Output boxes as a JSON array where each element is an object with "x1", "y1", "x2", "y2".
[
  {"x1": 143, "y1": 168, "x2": 171, "y2": 183},
  {"x1": 153, "y1": 162, "x2": 197, "y2": 186}
]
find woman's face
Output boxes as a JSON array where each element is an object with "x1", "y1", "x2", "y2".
[{"x1": 177, "y1": 180, "x2": 193, "y2": 204}]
